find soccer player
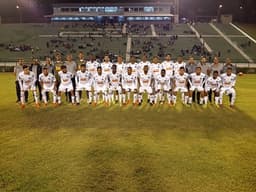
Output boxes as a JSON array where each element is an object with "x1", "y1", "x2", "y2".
[
  {"x1": 108, "y1": 64, "x2": 122, "y2": 104},
  {"x1": 161, "y1": 54, "x2": 174, "y2": 77},
  {"x1": 172, "y1": 67, "x2": 189, "y2": 105},
  {"x1": 92, "y1": 66, "x2": 109, "y2": 105},
  {"x1": 86, "y1": 54, "x2": 99, "y2": 76},
  {"x1": 219, "y1": 67, "x2": 237, "y2": 108},
  {"x1": 77, "y1": 51, "x2": 86, "y2": 70},
  {"x1": 39, "y1": 67, "x2": 57, "y2": 105},
  {"x1": 14, "y1": 58, "x2": 25, "y2": 103},
  {"x1": 173, "y1": 56, "x2": 186, "y2": 75},
  {"x1": 115, "y1": 55, "x2": 125, "y2": 75},
  {"x1": 75, "y1": 64, "x2": 92, "y2": 105},
  {"x1": 205, "y1": 71, "x2": 222, "y2": 106},
  {"x1": 125, "y1": 55, "x2": 138, "y2": 75},
  {"x1": 122, "y1": 67, "x2": 138, "y2": 105},
  {"x1": 138, "y1": 54, "x2": 151, "y2": 74},
  {"x1": 65, "y1": 54, "x2": 77, "y2": 102},
  {"x1": 30, "y1": 58, "x2": 42, "y2": 101},
  {"x1": 18, "y1": 65, "x2": 39, "y2": 108},
  {"x1": 188, "y1": 66, "x2": 207, "y2": 105},
  {"x1": 155, "y1": 69, "x2": 173, "y2": 105},
  {"x1": 101, "y1": 55, "x2": 112, "y2": 75},
  {"x1": 150, "y1": 56, "x2": 161, "y2": 79},
  {"x1": 57, "y1": 65, "x2": 75, "y2": 105},
  {"x1": 138, "y1": 65, "x2": 154, "y2": 105},
  {"x1": 209, "y1": 56, "x2": 223, "y2": 76}
]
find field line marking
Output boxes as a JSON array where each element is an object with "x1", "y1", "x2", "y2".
[
  {"x1": 230, "y1": 23, "x2": 256, "y2": 44},
  {"x1": 126, "y1": 37, "x2": 132, "y2": 62},
  {"x1": 151, "y1": 24, "x2": 157, "y2": 37},
  {"x1": 209, "y1": 23, "x2": 254, "y2": 63},
  {"x1": 187, "y1": 23, "x2": 213, "y2": 53}
]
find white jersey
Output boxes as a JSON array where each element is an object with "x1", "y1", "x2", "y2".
[
  {"x1": 161, "y1": 60, "x2": 174, "y2": 77},
  {"x1": 115, "y1": 63, "x2": 125, "y2": 74},
  {"x1": 150, "y1": 63, "x2": 162, "y2": 78},
  {"x1": 122, "y1": 73, "x2": 138, "y2": 88},
  {"x1": 124, "y1": 63, "x2": 138, "y2": 75},
  {"x1": 220, "y1": 73, "x2": 236, "y2": 88},
  {"x1": 108, "y1": 72, "x2": 122, "y2": 88},
  {"x1": 138, "y1": 72, "x2": 152, "y2": 87},
  {"x1": 39, "y1": 73, "x2": 56, "y2": 89},
  {"x1": 86, "y1": 61, "x2": 99, "y2": 75},
  {"x1": 173, "y1": 73, "x2": 189, "y2": 88},
  {"x1": 93, "y1": 73, "x2": 108, "y2": 88},
  {"x1": 58, "y1": 71, "x2": 73, "y2": 86},
  {"x1": 138, "y1": 61, "x2": 151, "y2": 73},
  {"x1": 189, "y1": 73, "x2": 206, "y2": 87},
  {"x1": 101, "y1": 62, "x2": 112, "y2": 75},
  {"x1": 75, "y1": 70, "x2": 92, "y2": 85},
  {"x1": 206, "y1": 76, "x2": 222, "y2": 90},
  {"x1": 156, "y1": 75, "x2": 171, "y2": 89},
  {"x1": 18, "y1": 71, "x2": 36, "y2": 89},
  {"x1": 173, "y1": 62, "x2": 186, "y2": 75}
]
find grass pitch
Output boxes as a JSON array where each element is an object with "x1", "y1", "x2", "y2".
[{"x1": 0, "y1": 73, "x2": 256, "y2": 192}]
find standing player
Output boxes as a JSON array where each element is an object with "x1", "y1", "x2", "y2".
[
  {"x1": 101, "y1": 55, "x2": 112, "y2": 75},
  {"x1": 150, "y1": 56, "x2": 162, "y2": 103},
  {"x1": 14, "y1": 58, "x2": 25, "y2": 103},
  {"x1": 115, "y1": 55, "x2": 125, "y2": 75},
  {"x1": 161, "y1": 54, "x2": 174, "y2": 77},
  {"x1": 188, "y1": 66, "x2": 207, "y2": 105},
  {"x1": 205, "y1": 71, "x2": 222, "y2": 106},
  {"x1": 172, "y1": 67, "x2": 189, "y2": 105},
  {"x1": 138, "y1": 65, "x2": 154, "y2": 105},
  {"x1": 92, "y1": 66, "x2": 109, "y2": 105},
  {"x1": 122, "y1": 67, "x2": 138, "y2": 105},
  {"x1": 108, "y1": 65, "x2": 122, "y2": 104},
  {"x1": 155, "y1": 69, "x2": 173, "y2": 105},
  {"x1": 75, "y1": 64, "x2": 92, "y2": 105},
  {"x1": 39, "y1": 67, "x2": 57, "y2": 105},
  {"x1": 86, "y1": 54, "x2": 99, "y2": 76},
  {"x1": 219, "y1": 67, "x2": 237, "y2": 108},
  {"x1": 173, "y1": 56, "x2": 186, "y2": 75},
  {"x1": 125, "y1": 56, "x2": 138, "y2": 75},
  {"x1": 57, "y1": 65, "x2": 75, "y2": 105},
  {"x1": 138, "y1": 54, "x2": 151, "y2": 74},
  {"x1": 18, "y1": 65, "x2": 39, "y2": 108}
]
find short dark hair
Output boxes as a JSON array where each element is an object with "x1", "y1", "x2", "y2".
[
  {"x1": 23, "y1": 65, "x2": 28, "y2": 69},
  {"x1": 61, "y1": 65, "x2": 67, "y2": 69},
  {"x1": 80, "y1": 64, "x2": 86, "y2": 68}
]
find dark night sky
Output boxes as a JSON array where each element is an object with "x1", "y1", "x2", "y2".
[{"x1": 0, "y1": 0, "x2": 255, "y2": 23}]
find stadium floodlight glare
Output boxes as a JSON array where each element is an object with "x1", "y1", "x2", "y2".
[
  {"x1": 239, "y1": 6, "x2": 243, "y2": 10},
  {"x1": 219, "y1": 4, "x2": 223, "y2": 8},
  {"x1": 16, "y1": 5, "x2": 20, "y2": 9}
]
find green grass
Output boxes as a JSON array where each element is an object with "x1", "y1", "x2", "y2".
[
  {"x1": 237, "y1": 23, "x2": 256, "y2": 39},
  {"x1": 0, "y1": 73, "x2": 256, "y2": 192}
]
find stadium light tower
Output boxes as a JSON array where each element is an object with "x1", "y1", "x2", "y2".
[{"x1": 217, "y1": 4, "x2": 223, "y2": 23}]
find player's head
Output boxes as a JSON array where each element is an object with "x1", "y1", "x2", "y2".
[
  {"x1": 226, "y1": 58, "x2": 232, "y2": 65},
  {"x1": 45, "y1": 57, "x2": 51, "y2": 65},
  {"x1": 80, "y1": 64, "x2": 86, "y2": 72},
  {"x1": 152, "y1": 56, "x2": 159, "y2": 64},
  {"x1": 195, "y1": 66, "x2": 201, "y2": 74},
  {"x1": 32, "y1": 58, "x2": 39, "y2": 65},
  {"x1": 55, "y1": 53, "x2": 62, "y2": 61},
  {"x1": 179, "y1": 66, "x2": 185, "y2": 75},
  {"x1": 97, "y1": 66, "x2": 102, "y2": 75},
  {"x1": 23, "y1": 65, "x2": 29, "y2": 74},
  {"x1": 104, "y1": 55, "x2": 110, "y2": 62},
  {"x1": 200, "y1": 56, "x2": 207, "y2": 63},
  {"x1": 89, "y1": 54, "x2": 96, "y2": 61},
  {"x1": 213, "y1": 70, "x2": 218, "y2": 79},
  {"x1": 188, "y1": 56, "x2": 195, "y2": 64},
  {"x1": 127, "y1": 67, "x2": 132, "y2": 75},
  {"x1": 66, "y1": 54, "x2": 73, "y2": 61},
  {"x1": 112, "y1": 64, "x2": 117, "y2": 74},
  {"x1": 161, "y1": 69, "x2": 166, "y2": 77},
  {"x1": 78, "y1": 51, "x2": 84, "y2": 59},
  {"x1": 18, "y1": 58, "x2": 24, "y2": 65},
  {"x1": 165, "y1": 54, "x2": 172, "y2": 61},
  {"x1": 130, "y1": 55, "x2": 136, "y2": 63},
  {"x1": 177, "y1": 56, "x2": 183, "y2": 63},
  {"x1": 226, "y1": 67, "x2": 232, "y2": 76},
  {"x1": 117, "y1": 55, "x2": 123, "y2": 63},
  {"x1": 141, "y1": 54, "x2": 147, "y2": 62},
  {"x1": 43, "y1": 67, "x2": 49, "y2": 75},
  {"x1": 143, "y1": 65, "x2": 149, "y2": 73},
  {"x1": 213, "y1": 56, "x2": 219, "y2": 64},
  {"x1": 61, "y1": 65, "x2": 67, "y2": 73}
]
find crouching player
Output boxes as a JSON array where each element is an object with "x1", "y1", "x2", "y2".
[
  {"x1": 122, "y1": 67, "x2": 138, "y2": 105},
  {"x1": 138, "y1": 65, "x2": 154, "y2": 106},
  {"x1": 205, "y1": 71, "x2": 221, "y2": 106},
  {"x1": 75, "y1": 64, "x2": 92, "y2": 105},
  {"x1": 57, "y1": 65, "x2": 75, "y2": 105},
  {"x1": 108, "y1": 65, "x2": 122, "y2": 105},
  {"x1": 39, "y1": 67, "x2": 57, "y2": 106},
  {"x1": 188, "y1": 66, "x2": 207, "y2": 105},
  {"x1": 18, "y1": 65, "x2": 39, "y2": 108},
  {"x1": 155, "y1": 69, "x2": 173, "y2": 105},
  {"x1": 93, "y1": 66, "x2": 108, "y2": 105},
  {"x1": 219, "y1": 67, "x2": 237, "y2": 108},
  {"x1": 172, "y1": 67, "x2": 189, "y2": 105}
]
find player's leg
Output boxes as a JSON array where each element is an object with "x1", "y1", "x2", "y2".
[
  {"x1": 219, "y1": 88, "x2": 225, "y2": 107},
  {"x1": 75, "y1": 87, "x2": 81, "y2": 104},
  {"x1": 15, "y1": 80, "x2": 21, "y2": 103},
  {"x1": 122, "y1": 88, "x2": 126, "y2": 105},
  {"x1": 213, "y1": 89, "x2": 220, "y2": 106},
  {"x1": 228, "y1": 88, "x2": 236, "y2": 107},
  {"x1": 138, "y1": 87, "x2": 144, "y2": 105},
  {"x1": 42, "y1": 89, "x2": 48, "y2": 104},
  {"x1": 132, "y1": 88, "x2": 138, "y2": 105},
  {"x1": 188, "y1": 87, "x2": 195, "y2": 104},
  {"x1": 172, "y1": 87, "x2": 178, "y2": 105}
]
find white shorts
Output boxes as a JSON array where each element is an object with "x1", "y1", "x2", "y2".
[
  {"x1": 123, "y1": 85, "x2": 137, "y2": 92},
  {"x1": 76, "y1": 83, "x2": 91, "y2": 91},
  {"x1": 59, "y1": 83, "x2": 73, "y2": 92},
  {"x1": 174, "y1": 87, "x2": 188, "y2": 93},
  {"x1": 139, "y1": 86, "x2": 153, "y2": 94},
  {"x1": 21, "y1": 85, "x2": 36, "y2": 91},
  {"x1": 205, "y1": 87, "x2": 219, "y2": 92},
  {"x1": 94, "y1": 86, "x2": 107, "y2": 93},
  {"x1": 190, "y1": 86, "x2": 204, "y2": 92},
  {"x1": 156, "y1": 85, "x2": 171, "y2": 92},
  {"x1": 109, "y1": 86, "x2": 122, "y2": 93},
  {"x1": 220, "y1": 87, "x2": 235, "y2": 95}
]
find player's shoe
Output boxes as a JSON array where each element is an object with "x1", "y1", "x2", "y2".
[
  {"x1": 76, "y1": 103, "x2": 80, "y2": 106},
  {"x1": 138, "y1": 102, "x2": 142, "y2": 106},
  {"x1": 93, "y1": 102, "x2": 97, "y2": 107},
  {"x1": 44, "y1": 102, "x2": 48, "y2": 107},
  {"x1": 20, "y1": 104, "x2": 25, "y2": 109},
  {"x1": 35, "y1": 103, "x2": 40, "y2": 108},
  {"x1": 230, "y1": 104, "x2": 235, "y2": 109}
]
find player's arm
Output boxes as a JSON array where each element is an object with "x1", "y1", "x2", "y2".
[
  {"x1": 18, "y1": 74, "x2": 24, "y2": 91},
  {"x1": 188, "y1": 75, "x2": 193, "y2": 87},
  {"x1": 231, "y1": 75, "x2": 237, "y2": 88}
]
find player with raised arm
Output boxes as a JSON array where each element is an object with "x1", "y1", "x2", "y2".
[
  {"x1": 92, "y1": 66, "x2": 109, "y2": 106},
  {"x1": 39, "y1": 67, "x2": 57, "y2": 106},
  {"x1": 172, "y1": 67, "x2": 189, "y2": 106},
  {"x1": 205, "y1": 71, "x2": 222, "y2": 106},
  {"x1": 122, "y1": 67, "x2": 138, "y2": 105},
  {"x1": 219, "y1": 67, "x2": 237, "y2": 108},
  {"x1": 108, "y1": 64, "x2": 122, "y2": 104},
  {"x1": 138, "y1": 65, "x2": 154, "y2": 106},
  {"x1": 155, "y1": 69, "x2": 173, "y2": 105},
  {"x1": 75, "y1": 64, "x2": 92, "y2": 105},
  {"x1": 18, "y1": 65, "x2": 39, "y2": 109},
  {"x1": 188, "y1": 66, "x2": 207, "y2": 106},
  {"x1": 57, "y1": 65, "x2": 75, "y2": 105}
]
